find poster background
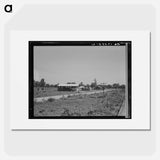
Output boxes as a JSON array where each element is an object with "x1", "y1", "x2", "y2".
[{"x1": 1, "y1": 0, "x2": 160, "y2": 159}]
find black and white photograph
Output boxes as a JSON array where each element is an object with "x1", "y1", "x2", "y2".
[{"x1": 29, "y1": 41, "x2": 131, "y2": 119}]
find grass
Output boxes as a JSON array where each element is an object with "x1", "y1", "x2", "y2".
[
  {"x1": 34, "y1": 87, "x2": 77, "y2": 98},
  {"x1": 34, "y1": 89, "x2": 125, "y2": 117}
]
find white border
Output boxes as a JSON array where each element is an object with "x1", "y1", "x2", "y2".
[{"x1": 10, "y1": 31, "x2": 150, "y2": 130}]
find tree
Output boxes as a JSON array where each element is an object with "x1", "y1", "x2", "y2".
[
  {"x1": 79, "y1": 82, "x2": 84, "y2": 86},
  {"x1": 86, "y1": 84, "x2": 90, "y2": 88},
  {"x1": 46, "y1": 84, "x2": 50, "y2": 87},
  {"x1": 34, "y1": 80, "x2": 40, "y2": 87},
  {"x1": 91, "y1": 78, "x2": 98, "y2": 89},
  {"x1": 94, "y1": 78, "x2": 97, "y2": 86},
  {"x1": 106, "y1": 84, "x2": 112, "y2": 89},
  {"x1": 112, "y1": 83, "x2": 120, "y2": 88},
  {"x1": 120, "y1": 84, "x2": 125, "y2": 89},
  {"x1": 39, "y1": 78, "x2": 46, "y2": 87},
  {"x1": 91, "y1": 82, "x2": 95, "y2": 88}
]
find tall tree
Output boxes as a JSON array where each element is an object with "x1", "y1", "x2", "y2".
[
  {"x1": 79, "y1": 82, "x2": 84, "y2": 86},
  {"x1": 39, "y1": 78, "x2": 46, "y2": 87},
  {"x1": 94, "y1": 78, "x2": 97, "y2": 86},
  {"x1": 91, "y1": 78, "x2": 98, "y2": 89}
]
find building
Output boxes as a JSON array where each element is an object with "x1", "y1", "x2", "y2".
[{"x1": 57, "y1": 83, "x2": 79, "y2": 91}]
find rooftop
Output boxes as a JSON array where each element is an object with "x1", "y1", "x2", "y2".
[{"x1": 58, "y1": 83, "x2": 79, "y2": 87}]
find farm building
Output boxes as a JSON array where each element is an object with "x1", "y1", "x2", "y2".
[
  {"x1": 79, "y1": 85, "x2": 91, "y2": 91},
  {"x1": 58, "y1": 83, "x2": 79, "y2": 91}
]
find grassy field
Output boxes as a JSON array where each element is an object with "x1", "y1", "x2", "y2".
[
  {"x1": 34, "y1": 87, "x2": 77, "y2": 98},
  {"x1": 34, "y1": 89, "x2": 125, "y2": 117}
]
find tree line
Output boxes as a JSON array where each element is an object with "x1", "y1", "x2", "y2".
[
  {"x1": 34, "y1": 78, "x2": 125, "y2": 89},
  {"x1": 34, "y1": 79, "x2": 55, "y2": 87}
]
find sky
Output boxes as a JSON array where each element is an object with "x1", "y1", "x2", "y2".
[{"x1": 34, "y1": 46, "x2": 126, "y2": 85}]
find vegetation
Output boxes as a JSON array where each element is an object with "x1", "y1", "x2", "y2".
[
  {"x1": 34, "y1": 89, "x2": 125, "y2": 117},
  {"x1": 34, "y1": 79, "x2": 55, "y2": 87},
  {"x1": 34, "y1": 78, "x2": 125, "y2": 95},
  {"x1": 47, "y1": 98, "x2": 55, "y2": 102}
]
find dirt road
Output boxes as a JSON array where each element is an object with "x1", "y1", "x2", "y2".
[{"x1": 34, "y1": 90, "x2": 110, "y2": 102}]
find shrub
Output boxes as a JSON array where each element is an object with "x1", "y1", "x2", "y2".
[
  {"x1": 70, "y1": 112, "x2": 81, "y2": 116},
  {"x1": 48, "y1": 98, "x2": 55, "y2": 102},
  {"x1": 67, "y1": 95, "x2": 72, "y2": 98},
  {"x1": 61, "y1": 108, "x2": 71, "y2": 116}
]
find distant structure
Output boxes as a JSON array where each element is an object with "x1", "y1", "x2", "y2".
[{"x1": 57, "y1": 83, "x2": 79, "y2": 91}]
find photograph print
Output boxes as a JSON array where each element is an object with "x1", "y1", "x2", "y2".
[{"x1": 29, "y1": 41, "x2": 131, "y2": 119}]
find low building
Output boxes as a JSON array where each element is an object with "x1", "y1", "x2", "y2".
[
  {"x1": 79, "y1": 85, "x2": 91, "y2": 91},
  {"x1": 58, "y1": 83, "x2": 79, "y2": 91}
]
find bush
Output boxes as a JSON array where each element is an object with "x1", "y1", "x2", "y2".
[
  {"x1": 47, "y1": 98, "x2": 55, "y2": 102},
  {"x1": 61, "y1": 108, "x2": 71, "y2": 116}
]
